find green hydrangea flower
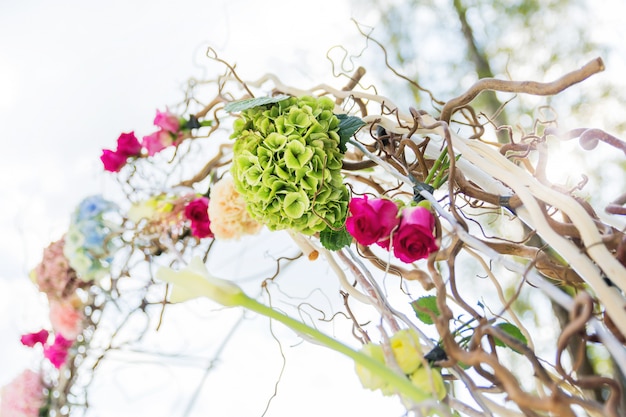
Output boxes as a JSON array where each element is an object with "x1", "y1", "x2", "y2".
[{"x1": 230, "y1": 96, "x2": 348, "y2": 235}]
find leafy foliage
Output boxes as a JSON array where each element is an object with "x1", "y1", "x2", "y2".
[
  {"x1": 493, "y1": 322, "x2": 528, "y2": 353},
  {"x1": 320, "y1": 225, "x2": 352, "y2": 251},
  {"x1": 224, "y1": 95, "x2": 290, "y2": 113},
  {"x1": 336, "y1": 114, "x2": 366, "y2": 152},
  {"x1": 411, "y1": 295, "x2": 440, "y2": 325}
]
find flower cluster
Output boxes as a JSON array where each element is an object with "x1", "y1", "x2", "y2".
[
  {"x1": 63, "y1": 195, "x2": 120, "y2": 282},
  {"x1": 0, "y1": 369, "x2": 45, "y2": 417},
  {"x1": 230, "y1": 96, "x2": 349, "y2": 235},
  {"x1": 184, "y1": 197, "x2": 213, "y2": 239},
  {"x1": 101, "y1": 110, "x2": 211, "y2": 172},
  {"x1": 208, "y1": 176, "x2": 262, "y2": 240},
  {"x1": 128, "y1": 193, "x2": 184, "y2": 226},
  {"x1": 32, "y1": 238, "x2": 79, "y2": 300},
  {"x1": 355, "y1": 329, "x2": 446, "y2": 400},
  {"x1": 20, "y1": 328, "x2": 74, "y2": 369},
  {"x1": 100, "y1": 132, "x2": 142, "y2": 172},
  {"x1": 345, "y1": 196, "x2": 438, "y2": 263},
  {"x1": 30, "y1": 238, "x2": 85, "y2": 339},
  {"x1": 128, "y1": 193, "x2": 214, "y2": 242}
]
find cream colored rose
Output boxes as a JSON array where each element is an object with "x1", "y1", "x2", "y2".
[{"x1": 209, "y1": 176, "x2": 262, "y2": 239}]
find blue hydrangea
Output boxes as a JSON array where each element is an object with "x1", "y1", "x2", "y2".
[{"x1": 64, "y1": 195, "x2": 119, "y2": 282}]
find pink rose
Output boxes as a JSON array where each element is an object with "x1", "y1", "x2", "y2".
[
  {"x1": 49, "y1": 300, "x2": 83, "y2": 340},
  {"x1": 20, "y1": 329, "x2": 49, "y2": 347},
  {"x1": 0, "y1": 369, "x2": 44, "y2": 417},
  {"x1": 44, "y1": 334, "x2": 73, "y2": 369},
  {"x1": 154, "y1": 109, "x2": 181, "y2": 133},
  {"x1": 345, "y1": 196, "x2": 400, "y2": 247},
  {"x1": 142, "y1": 130, "x2": 174, "y2": 156},
  {"x1": 116, "y1": 131, "x2": 142, "y2": 156},
  {"x1": 100, "y1": 149, "x2": 128, "y2": 172},
  {"x1": 392, "y1": 206, "x2": 438, "y2": 263},
  {"x1": 184, "y1": 197, "x2": 213, "y2": 239}
]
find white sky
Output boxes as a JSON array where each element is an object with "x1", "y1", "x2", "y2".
[
  {"x1": 0, "y1": 1, "x2": 411, "y2": 416},
  {"x1": 1, "y1": 1, "x2": 625, "y2": 416}
]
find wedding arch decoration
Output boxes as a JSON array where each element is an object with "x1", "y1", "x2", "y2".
[{"x1": 3, "y1": 40, "x2": 626, "y2": 417}]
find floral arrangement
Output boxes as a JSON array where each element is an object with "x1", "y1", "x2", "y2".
[
  {"x1": 230, "y1": 95, "x2": 349, "y2": 235},
  {"x1": 4, "y1": 47, "x2": 626, "y2": 417}
]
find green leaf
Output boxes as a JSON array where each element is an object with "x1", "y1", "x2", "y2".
[
  {"x1": 224, "y1": 95, "x2": 290, "y2": 113},
  {"x1": 319, "y1": 225, "x2": 352, "y2": 251},
  {"x1": 336, "y1": 114, "x2": 365, "y2": 152},
  {"x1": 411, "y1": 295, "x2": 440, "y2": 325},
  {"x1": 493, "y1": 322, "x2": 528, "y2": 352}
]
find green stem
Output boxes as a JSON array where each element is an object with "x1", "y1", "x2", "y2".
[
  {"x1": 424, "y1": 149, "x2": 448, "y2": 185},
  {"x1": 239, "y1": 295, "x2": 431, "y2": 404},
  {"x1": 431, "y1": 172, "x2": 448, "y2": 190}
]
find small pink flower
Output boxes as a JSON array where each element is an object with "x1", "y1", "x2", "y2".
[
  {"x1": 49, "y1": 299, "x2": 83, "y2": 340},
  {"x1": 0, "y1": 369, "x2": 44, "y2": 417},
  {"x1": 142, "y1": 130, "x2": 175, "y2": 156},
  {"x1": 116, "y1": 131, "x2": 142, "y2": 156},
  {"x1": 345, "y1": 196, "x2": 400, "y2": 247},
  {"x1": 392, "y1": 206, "x2": 438, "y2": 263},
  {"x1": 43, "y1": 334, "x2": 73, "y2": 369},
  {"x1": 100, "y1": 149, "x2": 128, "y2": 172},
  {"x1": 20, "y1": 329, "x2": 49, "y2": 347},
  {"x1": 184, "y1": 197, "x2": 213, "y2": 239},
  {"x1": 154, "y1": 109, "x2": 181, "y2": 133}
]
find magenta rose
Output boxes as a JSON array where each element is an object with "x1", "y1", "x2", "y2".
[
  {"x1": 100, "y1": 149, "x2": 128, "y2": 172},
  {"x1": 184, "y1": 197, "x2": 213, "y2": 239},
  {"x1": 116, "y1": 131, "x2": 142, "y2": 156},
  {"x1": 20, "y1": 329, "x2": 49, "y2": 347},
  {"x1": 392, "y1": 206, "x2": 438, "y2": 263},
  {"x1": 43, "y1": 334, "x2": 73, "y2": 369},
  {"x1": 154, "y1": 109, "x2": 180, "y2": 133},
  {"x1": 345, "y1": 196, "x2": 400, "y2": 247}
]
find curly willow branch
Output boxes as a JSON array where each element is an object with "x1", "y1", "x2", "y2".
[
  {"x1": 439, "y1": 57, "x2": 605, "y2": 122},
  {"x1": 174, "y1": 55, "x2": 625, "y2": 417}
]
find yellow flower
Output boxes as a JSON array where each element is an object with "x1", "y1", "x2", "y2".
[
  {"x1": 208, "y1": 176, "x2": 262, "y2": 240},
  {"x1": 128, "y1": 195, "x2": 175, "y2": 223},
  {"x1": 409, "y1": 366, "x2": 446, "y2": 400},
  {"x1": 354, "y1": 343, "x2": 391, "y2": 392},
  {"x1": 156, "y1": 256, "x2": 246, "y2": 307},
  {"x1": 390, "y1": 329, "x2": 423, "y2": 374}
]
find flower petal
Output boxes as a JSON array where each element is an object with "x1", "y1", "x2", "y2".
[{"x1": 156, "y1": 257, "x2": 244, "y2": 307}]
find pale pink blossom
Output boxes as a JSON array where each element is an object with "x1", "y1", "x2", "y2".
[
  {"x1": 153, "y1": 109, "x2": 180, "y2": 133},
  {"x1": 208, "y1": 177, "x2": 262, "y2": 240},
  {"x1": 142, "y1": 130, "x2": 175, "y2": 156},
  {"x1": 0, "y1": 369, "x2": 45, "y2": 417},
  {"x1": 49, "y1": 299, "x2": 83, "y2": 340}
]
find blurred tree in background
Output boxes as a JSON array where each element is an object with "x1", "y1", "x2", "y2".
[
  {"x1": 351, "y1": 0, "x2": 626, "y2": 411},
  {"x1": 357, "y1": 0, "x2": 626, "y2": 137}
]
